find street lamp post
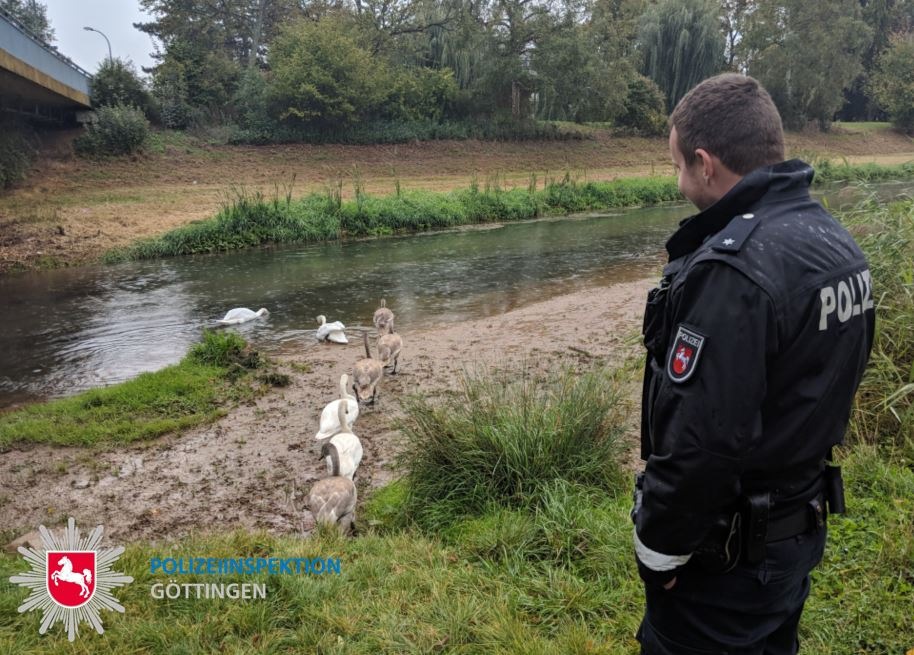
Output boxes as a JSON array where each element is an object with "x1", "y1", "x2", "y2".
[{"x1": 83, "y1": 26, "x2": 112, "y2": 62}]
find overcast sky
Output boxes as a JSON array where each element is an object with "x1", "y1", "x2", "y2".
[{"x1": 44, "y1": 1, "x2": 156, "y2": 75}]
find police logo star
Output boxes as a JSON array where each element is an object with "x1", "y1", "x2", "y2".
[{"x1": 9, "y1": 517, "x2": 133, "y2": 642}]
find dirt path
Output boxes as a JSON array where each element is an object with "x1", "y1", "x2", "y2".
[
  {"x1": 1, "y1": 126, "x2": 911, "y2": 274},
  {"x1": 0, "y1": 278, "x2": 655, "y2": 545}
]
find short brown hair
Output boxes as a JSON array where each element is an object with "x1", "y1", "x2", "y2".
[{"x1": 670, "y1": 74, "x2": 785, "y2": 175}]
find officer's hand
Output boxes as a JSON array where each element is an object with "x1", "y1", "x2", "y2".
[{"x1": 662, "y1": 577, "x2": 677, "y2": 590}]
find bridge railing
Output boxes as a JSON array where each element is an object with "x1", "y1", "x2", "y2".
[{"x1": 0, "y1": 6, "x2": 91, "y2": 99}]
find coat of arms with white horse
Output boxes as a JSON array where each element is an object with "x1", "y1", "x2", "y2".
[
  {"x1": 47, "y1": 551, "x2": 96, "y2": 607},
  {"x1": 9, "y1": 517, "x2": 133, "y2": 641}
]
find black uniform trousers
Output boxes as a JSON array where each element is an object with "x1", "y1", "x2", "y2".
[{"x1": 637, "y1": 526, "x2": 827, "y2": 655}]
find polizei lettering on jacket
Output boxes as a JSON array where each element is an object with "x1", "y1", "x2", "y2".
[{"x1": 819, "y1": 269, "x2": 873, "y2": 331}]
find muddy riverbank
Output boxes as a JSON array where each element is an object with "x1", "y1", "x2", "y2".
[{"x1": 0, "y1": 277, "x2": 654, "y2": 545}]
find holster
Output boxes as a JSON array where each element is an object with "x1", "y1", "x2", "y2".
[
  {"x1": 824, "y1": 462, "x2": 846, "y2": 515},
  {"x1": 743, "y1": 492, "x2": 770, "y2": 565},
  {"x1": 692, "y1": 510, "x2": 742, "y2": 574}
]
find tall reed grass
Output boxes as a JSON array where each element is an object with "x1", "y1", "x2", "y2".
[
  {"x1": 105, "y1": 161, "x2": 914, "y2": 263},
  {"x1": 104, "y1": 175, "x2": 682, "y2": 262},
  {"x1": 840, "y1": 197, "x2": 914, "y2": 454},
  {"x1": 396, "y1": 365, "x2": 629, "y2": 535}
]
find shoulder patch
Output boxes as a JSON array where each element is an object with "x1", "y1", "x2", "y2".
[
  {"x1": 667, "y1": 325, "x2": 706, "y2": 383},
  {"x1": 711, "y1": 212, "x2": 760, "y2": 253}
]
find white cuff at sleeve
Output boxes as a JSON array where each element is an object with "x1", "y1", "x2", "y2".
[{"x1": 633, "y1": 527, "x2": 692, "y2": 572}]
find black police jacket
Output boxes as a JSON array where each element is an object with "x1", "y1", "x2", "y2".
[{"x1": 635, "y1": 159, "x2": 875, "y2": 567}]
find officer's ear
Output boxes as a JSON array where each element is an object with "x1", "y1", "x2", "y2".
[{"x1": 694, "y1": 148, "x2": 715, "y2": 185}]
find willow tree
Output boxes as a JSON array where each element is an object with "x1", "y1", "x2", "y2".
[
  {"x1": 637, "y1": 0, "x2": 724, "y2": 112},
  {"x1": 742, "y1": 0, "x2": 871, "y2": 130}
]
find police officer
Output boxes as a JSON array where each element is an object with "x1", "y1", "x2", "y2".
[{"x1": 633, "y1": 74, "x2": 875, "y2": 653}]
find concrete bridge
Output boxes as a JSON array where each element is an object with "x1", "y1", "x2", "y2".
[{"x1": 0, "y1": 7, "x2": 92, "y2": 122}]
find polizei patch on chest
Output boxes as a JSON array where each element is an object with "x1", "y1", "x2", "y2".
[{"x1": 667, "y1": 325, "x2": 706, "y2": 383}]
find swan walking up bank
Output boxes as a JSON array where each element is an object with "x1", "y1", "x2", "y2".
[
  {"x1": 320, "y1": 402, "x2": 363, "y2": 480},
  {"x1": 352, "y1": 332, "x2": 384, "y2": 405},
  {"x1": 315, "y1": 374, "x2": 360, "y2": 440},
  {"x1": 307, "y1": 476, "x2": 357, "y2": 534},
  {"x1": 373, "y1": 299, "x2": 395, "y2": 335}
]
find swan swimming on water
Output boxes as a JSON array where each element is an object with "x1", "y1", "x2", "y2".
[
  {"x1": 316, "y1": 315, "x2": 348, "y2": 344},
  {"x1": 217, "y1": 307, "x2": 269, "y2": 325}
]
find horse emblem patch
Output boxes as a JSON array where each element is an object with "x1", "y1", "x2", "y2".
[
  {"x1": 48, "y1": 551, "x2": 95, "y2": 607},
  {"x1": 9, "y1": 517, "x2": 133, "y2": 641},
  {"x1": 667, "y1": 325, "x2": 706, "y2": 383}
]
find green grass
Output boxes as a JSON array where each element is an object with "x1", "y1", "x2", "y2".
[
  {"x1": 0, "y1": 331, "x2": 262, "y2": 448},
  {"x1": 105, "y1": 161, "x2": 914, "y2": 263},
  {"x1": 396, "y1": 365, "x2": 629, "y2": 535},
  {"x1": 0, "y1": 424, "x2": 909, "y2": 653},
  {"x1": 831, "y1": 121, "x2": 895, "y2": 134},
  {"x1": 105, "y1": 175, "x2": 684, "y2": 262},
  {"x1": 837, "y1": 198, "x2": 914, "y2": 454}
]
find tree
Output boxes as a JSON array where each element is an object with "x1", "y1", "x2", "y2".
[
  {"x1": 266, "y1": 17, "x2": 387, "y2": 127},
  {"x1": 90, "y1": 59, "x2": 154, "y2": 115},
  {"x1": 532, "y1": 20, "x2": 630, "y2": 123},
  {"x1": 136, "y1": 0, "x2": 305, "y2": 118},
  {"x1": 839, "y1": 0, "x2": 914, "y2": 120},
  {"x1": 869, "y1": 32, "x2": 914, "y2": 133},
  {"x1": 720, "y1": 0, "x2": 752, "y2": 70},
  {"x1": 743, "y1": 0, "x2": 871, "y2": 129},
  {"x1": 637, "y1": 0, "x2": 724, "y2": 113},
  {"x1": 2, "y1": 0, "x2": 54, "y2": 43}
]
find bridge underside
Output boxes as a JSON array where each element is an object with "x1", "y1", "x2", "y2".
[{"x1": 1, "y1": 52, "x2": 91, "y2": 122}]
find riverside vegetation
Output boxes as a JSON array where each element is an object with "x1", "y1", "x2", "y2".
[
  {"x1": 0, "y1": 195, "x2": 911, "y2": 653},
  {"x1": 104, "y1": 161, "x2": 914, "y2": 263},
  {"x1": 0, "y1": 331, "x2": 286, "y2": 449}
]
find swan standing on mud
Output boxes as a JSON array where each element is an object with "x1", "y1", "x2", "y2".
[
  {"x1": 320, "y1": 402, "x2": 363, "y2": 480},
  {"x1": 377, "y1": 332, "x2": 403, "y2": 375},
  {"x1": 307, "y1": 476, "x2": 357, "y2": 534},
  {"x1": 352, "y1": 332, "x2": 384, "y2": 405},
  {"x1": 315, "y1": 315, "x2": 348, "y2": 343},
  {"x1": 216, "y1": 307, "x2": 269, "y2": 325},
  {"x1": 315, "y1": 374, "x2": 360, "y2": 440},
  {"x1": 373, "y1": 299, "x2": 395, "y2": 335}
]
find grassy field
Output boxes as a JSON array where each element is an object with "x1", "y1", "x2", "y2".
[
  {"x1": 1, "y1": 122, "x2": 912, "y2": 273},
  {"x1": 0, "y1": 331, "x2": 276, "y2": 449}
]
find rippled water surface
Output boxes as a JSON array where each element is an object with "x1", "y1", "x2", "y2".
[{"x1": 1, "y1": 179, "x2": 910, "y2": 408}]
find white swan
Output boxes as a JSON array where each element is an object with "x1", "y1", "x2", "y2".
[
  {"x1": 217, "y1": 307, "x2": 269, "y2": 325},
  {"x1": 315, "y1": 374, "x2": 360, "y2": 440},
  {"x1": 320, "y1": 402, "x2": 363, "y2": 480},
  {"x1": 316, "y1": 315, "x2": 348, "y2": 344}
]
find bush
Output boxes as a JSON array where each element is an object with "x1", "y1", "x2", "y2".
[
  {"x1": 869, "y1": 33, "x2": 914, "y2": 134},
  {"x1": 75, "y1": 104, "x2": 150, "y2": 156},
  {"x1": 267, "y1": 17, "x2": 386, "y2": 128},
  {"x1": 397, "y1": 365, "x2": 629, "y2": 532},
  {"x1": 616, "y1": 74, "x2": 668, "y2": 136},
  {"x1": 383, "y1": 68, "x2": 459, "y2": 122},
  {"x1": 152, "y1": 62, "x2": 198, "y2": 130},
  {"x1": 0, "y1": 118, "x2": 38, "y2": 189},
  {"x1": 90, "y1": 58, "x2": 155, "y2": 118}
]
